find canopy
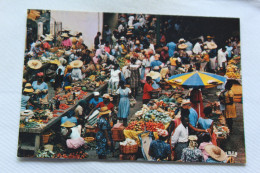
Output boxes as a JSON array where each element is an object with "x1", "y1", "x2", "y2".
[{"x1": 167, "y1": 71, "x2": 226, "y2": 89}]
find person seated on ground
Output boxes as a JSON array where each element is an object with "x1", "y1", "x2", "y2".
[
  {"x1": 203, "y1": 144, "x2": 227, "y2": 163},
  {"x1": 171, "y1": 109, "x2": 190, "y2": 161},
  {"x1": 198, "y1": 133, "x2": 212, "y2": 161},
  {"x1": 21, "y1": 84, "x2": 34, "y2": 111},
  {"x1": 61, "y1": 121, "x2": 85, "y2": 150},
  {"x1": 149, "y1": 129, "x2": 171, "y2": 161},
  {"x1": 89, "y1": 92, "x2": 103, "y2": 109},
  {"x1": 70, "y1": 60, "x2": 83, "y2": 81},
  {"x1": 32, "y1": 72, "x2": 48, "y2": 103},
  {"x1": 96, "y1": 106, "x2": 114, "y2": 159},
  {"x1": 75, "y1": 99, "x2": 91, "y2": 126},
  {"x1": 142, "y1": 76, "x2": 158, "y2": 104},
  {"x1": 181, "y1": 135, "x2": 203, "y2": 162}
]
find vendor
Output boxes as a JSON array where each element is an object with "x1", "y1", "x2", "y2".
[
  {"x1": 149, "y1": 129, "x2": 171, "y2": 161},
  {"x1": 75, "y1": 100, "x2": 90, "y2": 126},
  {"x1": 171, "y1": 109, "x2": 189, "y2": 161},
  {"x1": 181, "y1": 135, "x2": 203, "y2": 162},
  {"x1": 21, "y1": 84, "x2": 34, "y2": 111},
  {"x1": 96, "y1": 106, "x2": 114, "y2": 159},
  {"x1": 142, "y1": 76, "x2": 157, "y2": 104},
  {"x1": 61, "y1": 121, "x2": 85, "y2": 150},
  {"x1": 26, "y1": 60, "x2": 43, "y2": 83},
  {"x1": 204, "y1": 144, "x2": 227, "y2": 163},
  {"x1": 70, "y1": 60, "x2": 83, "y2": 81},
  {"x1": 32, "y1": 72, "x2": 48, "y2": 103},
  {"x1": 63, "y1": 65, "x2": 73, "y2": 88},
  {"x1": 148, "y1": 66, "x2": 162, "y2": 90},
  {"x1": 89, "y1": 92, "x2": 103, "y2": 109},
  {"x1": 190, "y1": 88, "x2": 204, "y2": 117}
]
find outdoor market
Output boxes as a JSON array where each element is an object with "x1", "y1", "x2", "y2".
[{"x1": 18, "y1": 10, "x2": 244, "y2": 163}]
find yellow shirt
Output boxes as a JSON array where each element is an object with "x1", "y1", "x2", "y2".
[{"x1": 170, "y1": 57, "x2": 177, "y2": 66}]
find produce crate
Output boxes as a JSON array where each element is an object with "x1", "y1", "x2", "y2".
[
  {"x1": 112, "y1": 124, "x2": 125, "y2": 142},
  {"x1": 120, "y1": 144, "x2": 138, "y2": 154}
]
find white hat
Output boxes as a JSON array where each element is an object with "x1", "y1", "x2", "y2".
[
  {"x1": 181, "y1": 99, "x2": 191, "y2": 106},
  {"x1": 179, "y1": 38, "x2": 185, "y2": 43},
  {"x1": 93, "y1": 92, "x2": 100, "y2": 96}
]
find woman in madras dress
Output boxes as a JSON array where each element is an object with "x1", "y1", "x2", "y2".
[{"x1": 96, "y1": 106, "x2": 114, "y2": 159}]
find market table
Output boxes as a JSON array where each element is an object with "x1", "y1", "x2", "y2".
[{"x1": 18, "y1": 83, "x2": 108, "y2": 154}]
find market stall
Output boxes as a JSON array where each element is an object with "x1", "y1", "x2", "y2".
[{"x1": 18, "y1": 83, "x2": 107, "y2": 154}]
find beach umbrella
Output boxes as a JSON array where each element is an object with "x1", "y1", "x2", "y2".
[
  {"x1": 167, "y1": 71, "x2": 227, "y2": 117},
  {"x1": 167, "y1": 71, "x2": 226, "y2": 89}
]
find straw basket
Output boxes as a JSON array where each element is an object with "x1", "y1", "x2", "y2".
[
  {"x1": 84, "y1": 137, "x2": 95, "y2": 143},
  {"x1": 120, "y1": 144, "x2": 138, "y2": 154},
  {"x1": 42, "y1": 132, "x2": 52, "y2": 144}
]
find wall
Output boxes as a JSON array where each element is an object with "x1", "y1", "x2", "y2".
[{"x1": 50, "y1": 10, "x2": 103, "y2": 49}]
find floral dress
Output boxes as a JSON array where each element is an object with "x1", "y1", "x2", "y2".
[{"x1": 96, "y1": 116, "x2": 113, "y2": 156}]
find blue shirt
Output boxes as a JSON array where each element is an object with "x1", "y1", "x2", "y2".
[
  {"x1": 189, "y1": 107, "x2": 198, "y2": 127},
  {"x1": 150, "y1": 60, "x2": 162, "y2": 69},
  {"x1": 167, "y1": 42, "x2": 176, "y2": 57},
  {"x1": 32, "y1": 81, "x2": 48, "y2": 98},
  {"x1": 225, "y1": 46, "x2": 233, "y2": 58},
  {"x1": 21, "y1": 95, "x2": 30, "y2": 111},
  {"x1": 185, "y1": 41, "x2": 193, "y2": 51},
  {"x1": 61, "y1": 116, "x2": 77, "y2": 125},
  {"x1": 149, "y1": 140, "x2": 171, "y2": 160},
  {"x1": 198, "y1": 118, "x2": 213, "y2": 130},
  {"x1": 89, "y1": 97, "x2": 103, "y2": 107}
]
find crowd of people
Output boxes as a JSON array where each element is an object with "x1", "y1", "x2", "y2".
[{"x1": 22, "y1": 13, "x2": 240, "y2": 162}]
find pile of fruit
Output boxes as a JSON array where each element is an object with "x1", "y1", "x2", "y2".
[
  {"x1": 125, "y1": 121, "x2": 145, "y2": 131},
  {"x1": 59, "y1": 103, "x2": 70, "y2": 110},
  {"x1": 145, "y1": 121, "x2": 165, "y2": 132},
  {"x1": 143, "y1": 110, "x2": 171, "y2": 124},
  {"x1": 225, "y1": 64, "x2": 240, "y2": 79},
  {"x1": 55, "y1": 151, "x2": 88, "y2": 159}
]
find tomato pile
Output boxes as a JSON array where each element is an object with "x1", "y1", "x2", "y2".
[
  {"x1": 55, "y1": 151, "x2": 88, "y2": 159},
  {"x1": 125, "y1": 121, "x2": 165, "y2": 132},
  {"x1": 77, "y1": 91, "x2": 88, "y2": 100},
  {"x1": 125, "y1": 121, "x2": 145, "y2": 131},
  {"x1": 145, "y1": 121, "x2": 165, "y2": 132},
  {"x1": 59, "y1": 103, "x2": 70, "y2": 110}
]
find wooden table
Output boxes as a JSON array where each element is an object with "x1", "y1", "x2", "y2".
[{"x1": 18, "y1": 83, "x2": 108, "y2": 154}]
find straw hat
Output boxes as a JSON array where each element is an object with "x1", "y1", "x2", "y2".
[
  {"x1": 70, "y1": 60, "x2": 83, "y2": 68},
  {"x1": 147, "y1": 71, "x2": 161, "y2": 80},
  {"x1": 61, "y1": 121, "x2": 76, "y2": 128},
  {"x1": 93, "y1": 92, "x2": 100, "y2": 96},
  {"x1": 50, "y1": 59, "x2": 61, "y2": 65},
  {"x1": 205, "y1": 144, "x2": 227, "y2": 162},
  {"x1": 126, "y1": 31, "x2": 133, "y2": 35},
  {"x1": 135, "y1": 40, "x2": 140, "y2": 45},
  {"x1": 181, "y1": 99, "x2": 191, "y2": 106},
  {"x1": 99, "y1": 106, "x2": 111, "y2": 116},
  {"x1": 59, "y1": 57, "x2": 67, "y2": 65},
  {"x1": 44, "y1": 36, "x2": 53, "y2": 41},
  {"x1": 25, "y1": 83, "x2": 32, "y2": 88},
  {"x1": 103, "y1": 94, "x2": 113, "y2": 101},
  {"x1": 179, "y1": 38, "x2": 186, "y2": 43},
  {"x1": 178, "y1": 43, "x2": 188, "y2": 49},
  {"x1": 120, "y1": 36, "x2": 125, "y2": 41},
  {"x1": 27, "y1": 60, "x2": 42, "y2": 69},
  {"x1": 188, "y1": 135, "x2": 198, "y2": 141},
  {"x1": 128, "y1": 26, "x2": 134, "y2": 30},
  {"x1": 207, "y1": 42, "x2": 217, "y2": 49},
  {"x1": 61, "y1": 33, "x2": 69, "y2": 38},
  {"x1": 24, "y1": 88, "x2": 34, "y2": 93}
]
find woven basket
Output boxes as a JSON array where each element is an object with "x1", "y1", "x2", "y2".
[
  {"x1": 42, "y1": 133, "x2": 52, "y2": 144},
  {"x1": 120, "y1": 144, "x2": 138, "y2": 154}
]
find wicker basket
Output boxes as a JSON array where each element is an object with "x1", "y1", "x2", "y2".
[
  {"x1": 42, "y1": 133, "x2": 52, "y2": 144},
  {"x1": 120, "y1": 144, "x2": 138, "y2": 154}
]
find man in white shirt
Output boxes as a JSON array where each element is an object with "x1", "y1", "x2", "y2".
[
  {"x1": 217, "y1": 47, "x2": 228, "y2": 69},
  {"x1": 171, "y1": 109, "x2": 190, "y2": 160},
  {"x1": 193, "y1": 39, "x2": 203, "y2": 55}
]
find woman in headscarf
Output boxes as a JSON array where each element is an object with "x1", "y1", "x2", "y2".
[
  {"x1": 32, "y1": 72, "x2": 48, "y2": 103},
  {"x1": 129, "y1": 58, "x2": 141, "y2": 98}
]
